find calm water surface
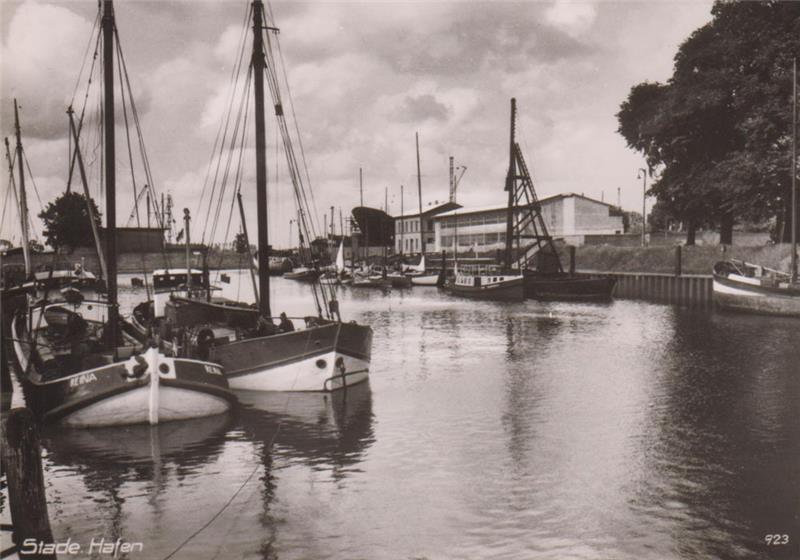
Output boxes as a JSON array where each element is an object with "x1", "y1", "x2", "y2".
[{"x1": 25, "y1": 273, "x2": 800, "y2": 558}]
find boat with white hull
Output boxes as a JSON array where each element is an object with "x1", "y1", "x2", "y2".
[
  {"x1": 142, "y1": 0, "x2": 373, "y2": 393},
  {"x1": 11, "y1": 302, "x2": 235, "y2": 427},
  {"x1": 712, "y1": 260, "x2": 800, "y2": 317}
]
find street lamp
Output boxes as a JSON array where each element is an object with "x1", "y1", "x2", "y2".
[{"x1": 637, "y1": 168, "x2": 647, "y2": 247}]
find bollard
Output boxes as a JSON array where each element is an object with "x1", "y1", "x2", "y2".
[
  {"x1": 1, "y1": 408, "x2": 55, "y2": 560},
  {"x1": 674, "y1": 245, "x2": 682, "y2": 277}
]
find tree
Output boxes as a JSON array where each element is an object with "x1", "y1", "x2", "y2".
[
  {"x1": 617, "y1": 2, "x2": 800, "y2": 245},
  {"x1": 233, "y1": 232, "x2": 249, "y2": 254},
  {"x1": 39, "y1": 191, "x2": 102, "y2": 251}
]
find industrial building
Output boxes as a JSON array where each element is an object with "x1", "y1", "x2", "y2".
[{"x1": 429, "y1": 193, "x2": 625, "y2": 254}]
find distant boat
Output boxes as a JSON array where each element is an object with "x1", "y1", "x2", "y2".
[
  {"x1": 407, "y1": 255, "x2": 439, "y2": 286},
  {"x1": 443, "y1": 99, "x2": 524, "y2": 302},
  {"x1": 283, "y1": 266, "x2": 319, "y2": 281},
  {"x1": 712, "y1": 60, "x2": 799, "y2": 317}
]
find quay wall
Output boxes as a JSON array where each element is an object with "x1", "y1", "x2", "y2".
[{"x1": 581, "y1": 270, "x2": 713, "y2": 309}]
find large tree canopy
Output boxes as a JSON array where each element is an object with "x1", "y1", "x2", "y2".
[
  {"x1": 39, "y1": 191, "x2": 102, "y2": 250},
  {"x1": 617, "y1": 1, "x2": 800, "y2": 244}
]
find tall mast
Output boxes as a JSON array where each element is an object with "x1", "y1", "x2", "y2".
[
  {"x1": 504, "y1": 98, "x2": 517, "y2": 273},
  {"x1": 416, "y1": 132, "x2": 425, "y2": 256},
  {"x1": 400, "y1": 184, "x2": 404, "y2": 255},
  {"x1": 252, "y1": 0, "x2": 271, "y2": 317},
  {"x1": 792, "y1": 57, "x2": 797, "y2": 283},
  {"x1": 13, "y1": 99, "x2": 31, "y2": 276},
  {"x1": 103, "y1": 0, "x2": 118, "y2": 349}
]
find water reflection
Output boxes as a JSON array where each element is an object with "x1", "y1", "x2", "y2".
[{"x1": 237, "y1": 381, "x2": 375, "y2": 476}]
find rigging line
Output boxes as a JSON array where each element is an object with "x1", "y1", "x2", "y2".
[
  {"x1": 161, "y1": 355, "x2": 303, "y2": 560},
  {"x1": 70, "y1": 10, "x2": 101, "y2": 106},
  {"x1": 116, "y1": 37, "x2": 141, "y2": 228},
  {"x1": 21, "y1": 150, "x2": 44, "y2": 240},
  {"x1": 68, "y1": 26, "x2": 103, "y2": 192},
  {"x1": 196, "y1": 2, "x2": 253, "y2": 231},
  {"x1": 270, "y1": 28, "x2": 322, "y2": 236},
  {"x1": 213, "y1": 117, "x2": 250, "y2": 274},
  {"x1": 201, "y1": 59, "x2": 251, "y2": 243},
  {"x1": 208, "y1": 70, "x2": 252, "y2": 247},
  {"x1": 116, "y1": 40, "x2": 152, "y2": 300}
]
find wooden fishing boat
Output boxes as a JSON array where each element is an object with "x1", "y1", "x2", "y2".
[
  {"x1": 446, "y1": 99, "x2": 524, "y2": 301},
  {"x1": 7, "y1": 0, "x2": 237, "y2": 426},
  {"x1": 443, "y1": 267, "x2": 524, "y2": 301},
  {"x1": 523, "y1": 271, "x2": 617, "y2": 301},
  {"x1": 712, "y1": 260, "x2": 800, "y2": 317},
  {"x1": 152, "y1": 0, "x2": 372, "y2": 392}
]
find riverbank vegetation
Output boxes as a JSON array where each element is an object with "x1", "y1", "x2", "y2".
[{"x1": 575, "y1": 243, "x2": 793, "y2": 275}]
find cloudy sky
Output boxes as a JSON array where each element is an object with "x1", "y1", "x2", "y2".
[{"x1": 1, "y1": 0, "x2": 713, "y2": 249}]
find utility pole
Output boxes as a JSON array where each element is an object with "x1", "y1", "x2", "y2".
[
  {"x1": 400, "y1": 184, "x2": 404, "y2": 255},
  {"x1": 638, "y1": 168, "x2": 647, "y2": 247},
  {"x1": 792, "y1": 57, "x2": 797, "y2": 282},
  {"x1": 359, "y1": 167, "x2": 363, "y2": 207}
]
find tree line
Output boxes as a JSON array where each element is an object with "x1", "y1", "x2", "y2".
[{"x1": 617, "y1": 1, "x2": 800, "y2": 245}]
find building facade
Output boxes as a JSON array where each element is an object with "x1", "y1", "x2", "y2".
[
  {"x1": 431, "y1": 194, "x2": 624, "y2": 254},
  {"x1": 393, "y1": 201, "x2": 461, "y2": 255}
]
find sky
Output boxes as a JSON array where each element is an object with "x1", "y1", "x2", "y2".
[{"x1": 1, "y1": 0, "x2": 714, "y2": 249}]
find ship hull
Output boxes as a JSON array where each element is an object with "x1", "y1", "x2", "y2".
[
  {"x1": 712, "y1": 273, "x2": 800, "y2": 317},
  {"x1": 523, "y1": 272, "x2": 617, "y2": 301},
  {"x1": 211, "y1": 321, "x2": 373, "y2": 391}
]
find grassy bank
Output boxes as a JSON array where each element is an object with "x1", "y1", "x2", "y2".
[{"x1": 575, "y1": 243, "x2": 794, "y2": 275}]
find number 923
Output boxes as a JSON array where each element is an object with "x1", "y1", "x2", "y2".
[{"x1": 764, "y1": 534, "x2": 789, "y2": 546}]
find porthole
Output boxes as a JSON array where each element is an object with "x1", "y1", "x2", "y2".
[
  {"x1": 316, "y1": 359, "x2": 327, "y2": 369},
  {"x1": 159, "y1": 363, "x2": 170, "y2": 374}
]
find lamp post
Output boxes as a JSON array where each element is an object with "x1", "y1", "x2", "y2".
[{"x1": 637, "y1": 168, "x2": 647, "y2": 247}]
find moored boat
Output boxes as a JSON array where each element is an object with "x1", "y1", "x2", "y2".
[
  {"x1": 150, "y1": 0, "x2": 373, "y2": 392},
  {"x1": 523, "y1": 271, "x2": 617, "y2": 301},
  {"x1": 6, "y1": 0, "x2": 238, "y2": 427},
  {"x1": 712, "y1": 260, "x2": 800, "y2": 317},
  {"x1": 443, "y1": 267, "x2": 524, "y2": 301}
]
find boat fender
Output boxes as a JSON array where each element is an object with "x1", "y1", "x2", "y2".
[{"x1": 124, "y1": 354, "x2": 148, "y2": 379}]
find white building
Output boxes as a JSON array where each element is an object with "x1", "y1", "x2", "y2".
[
  {"x1": 432, "y1": 193, "x2": 625, "y2": 253},
  {"x1": 393, "y1": 201, "x2": 461, "y2": 255}
]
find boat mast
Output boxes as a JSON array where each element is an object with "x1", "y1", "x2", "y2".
[
  {"x1": 416, "y1": 132, "x2": 425, "y2": 258},
  {"x1": 400, "y1": 184, "x2": 404, "y2": 256},
  {"x1": 103, "y1": 0, "x2": 119, "y2": 349},
  {"x1": 252, "y1": 0, "x2": 271, "y2": 317},
  {"x1": 13, "y1": 100, "x2": 31, "y2": 277},
  {"x1": 504, "y1": 98, "x2": 517, "y2": 273},
  {"x1": 792, "y1": 57, "x2": 797, "y2": 283}
]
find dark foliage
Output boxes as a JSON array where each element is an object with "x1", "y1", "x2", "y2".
[
  {"x1": 39, "y1": 192, "x2": 102, "y2": 250},
  {"x1": 617, "y1": 1, "x2": 800, "y2": 244}
]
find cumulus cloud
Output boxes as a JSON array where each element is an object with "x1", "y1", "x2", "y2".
[{"x1": 1, "y1": 0, "x2": 714, "y2": 249}]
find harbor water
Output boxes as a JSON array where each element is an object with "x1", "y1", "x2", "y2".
[{"x1": 21, "y1": 273, "x2": 800, "y2": 559}]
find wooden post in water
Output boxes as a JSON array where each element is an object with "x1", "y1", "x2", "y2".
[
  {"x1": 568, "y1": 246, "x2": 576, "y2": 275},
  {"x1": 674, "y1": 245, "x2": 682, "y2": 277},
  {"x1": 1, "y1": 408, "x2": 55, "y2": 559}
]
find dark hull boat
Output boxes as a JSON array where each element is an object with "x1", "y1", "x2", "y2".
[
  {"x1": 3, "y1": 0, "x2": 238, "y2": 427},
  {"x1": 10, "y1": 300, "x2": 235, "y2": 427},
  {"x1": 712, "y1": 261, "x2": 800, "y2": 317},
  {"x1": 524, "y1": 272, "x2": 617, "y2": 301},
  {"x1": 444, "y1": 273, "x2": 524, "y2": 301},
  {"x1": 139, "y1": 0, "x2": 374, "y2": 393},
  {"x1": 164, "y1": 297, "x2": 371, "y2": 391}
]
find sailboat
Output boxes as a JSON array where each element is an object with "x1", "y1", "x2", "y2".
[
  {"x1": 156, "y1": 0, "x2": 373, "y2": 391},
  {"x1": 408, "y1": 133, "x2": 442, "y2": 286},
  {"x1": 443, "y1": 99, "x2": 525, "y2": 301},
  {"x1": 712, "y1": 59, "x2": 800, "y2": 316},
  {"x1": 8, "y1": 0, "x2": 236, "y2": 426}
]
